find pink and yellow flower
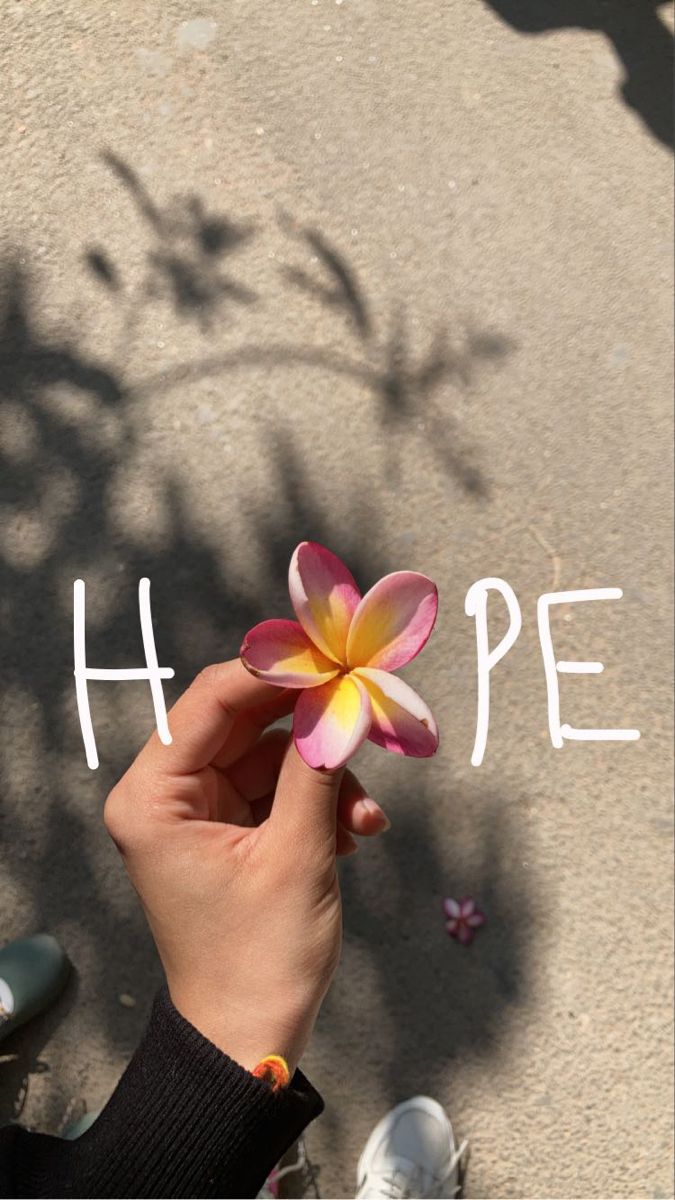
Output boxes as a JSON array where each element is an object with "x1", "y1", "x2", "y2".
[{"x1": 240, "y1": 541, "x2": 439, "y2": 770}]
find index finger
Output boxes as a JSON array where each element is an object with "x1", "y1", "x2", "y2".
[{"x1": 140, "y1": 659, "x2": 282, "y2": 775}]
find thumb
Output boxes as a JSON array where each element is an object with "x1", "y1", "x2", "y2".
[{"x1": 270, "y1": 742, "x2": 344, "y2": 851}]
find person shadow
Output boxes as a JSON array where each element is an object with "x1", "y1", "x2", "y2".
[
  {"x1": 481, "y1": 0, "x2": 674, "y2": 149},
  {"x1": 297, "y1": 783, "x2": 533, "y2": 1198},
  {"x1": 0, "y1": 169, "x2": 517, "y2": 1177}
]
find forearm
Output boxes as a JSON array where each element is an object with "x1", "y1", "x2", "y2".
[{"x1": 0, "y1": 987, "x2": 323, "y2": 1199}]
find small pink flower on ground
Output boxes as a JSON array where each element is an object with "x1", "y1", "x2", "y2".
[
  {"x1": 240, "y1": 541, "x2": 439, "y2": 770},
  {"x1": 444, "y1": 896, "x2": 486, "y2": 945}
]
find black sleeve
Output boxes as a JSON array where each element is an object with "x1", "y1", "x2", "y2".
[{"x1": 0, "y1": 986, "x2": 324, "y2": 1199}]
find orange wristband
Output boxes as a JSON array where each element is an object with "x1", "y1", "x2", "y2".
[{"x1": 251, "y1": 1054, "x2": 290, "y2": 1091}]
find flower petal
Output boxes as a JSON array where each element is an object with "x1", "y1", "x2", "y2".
[
  {"x1": 457, "y1": 924, "x2": 475, "y2": 946},
  {"x1": 466, "y1": 912, "x2": 486, "y2": 928},
  {"x1": 289, "y1": 542, "x2": 361, "y2": 663},
  {"x1": 241, "y1": 619, "x2": 340, "y2": 688},
  {"x1": 459, "y1": 897, "x2": 476, "y2": 918},
  {"x1": 293, "y1": 674, "x2": 372, "y2": 769},
  {"x1": 346, "y1": 571, "x2": 438, "y2": 671},
  {"x1": 446, "y1": 919, "x2": 459, "y2": 937},
  {"x1": 353, "y1": 667, "x2": 439, "y2": 757},
  {"x1": 444, "y1": 897, "x2": 461, "y2": 919}
]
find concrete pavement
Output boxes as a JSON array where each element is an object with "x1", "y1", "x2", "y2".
[{"x1": 0, "y1": 3, "x2": 672, "y2": 1196}]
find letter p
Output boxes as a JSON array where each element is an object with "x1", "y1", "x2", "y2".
[{"x1": 465, "y1": 577, "x2": 522, "y2": 767}]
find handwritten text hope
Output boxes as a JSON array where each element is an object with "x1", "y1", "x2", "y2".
[{"x1": 73, "y1": 578, "x2": 640, "y2": 770}]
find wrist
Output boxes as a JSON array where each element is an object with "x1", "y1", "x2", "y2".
[{"x1": 167, "y1": 983, "x2": 318, "y2": 1078}]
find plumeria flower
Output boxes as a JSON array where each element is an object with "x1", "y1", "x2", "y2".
[
  {"x1": 444, "y1": 897, "x2": 486, "y2": 946},
  {"x1": 240, "y1": 541, "x2": 439, "y2": 770}
]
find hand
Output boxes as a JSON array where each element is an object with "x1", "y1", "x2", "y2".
[{"x1": 104, "y1": 659, "x2": 390, "y2": 1075}]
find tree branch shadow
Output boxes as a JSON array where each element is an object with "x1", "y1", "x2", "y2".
[{"x1": 86, "y1": 153, "x2": 514, "y2": 500}]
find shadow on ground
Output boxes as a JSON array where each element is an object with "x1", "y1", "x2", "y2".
[
  {"x1": 0, "y1": 159, "x2": 525, "y2": 1146},
  {"x1": 322, "y1": 788, "x2": 530, "y2": 1074},
  {"x1": 481, "y1": 0, "x2": 674, "y2": 148},
  {"x1": 91, "y1": 153, "x2": 512, "y2": 497}
]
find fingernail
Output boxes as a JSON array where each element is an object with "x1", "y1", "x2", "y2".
[{"x1": 361, "y1": 798, "x2": 391, "y2": 831}]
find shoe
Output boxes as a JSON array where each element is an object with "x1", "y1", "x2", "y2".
[
  {"x1": 356, "y1": 1096, "x2": 468, "y2": 1199},
  {"x1": 0, "y1": 935, "x2": 71, "y2": 1044},
  {"x1": 257, "y1": 1138, "x2": 309, "y2": 1198},
  {"x1": 62, "y1": 1111, "x2": 99, "y2": 1140}
]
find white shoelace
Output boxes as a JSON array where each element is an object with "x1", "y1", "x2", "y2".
[
  {"x1": 358, "y1": 1140, "x2": 469, "y2": 1200},
  {"x1": 257, "y1": 1139, "x2": 311, "y2": 1199},
  {"x1": 365, "y1": 1164, "x2": 425, "y2": 1199}
]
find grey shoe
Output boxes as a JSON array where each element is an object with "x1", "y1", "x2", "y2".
[
  {"x1": 62, "y1": 1111, "x2": 99, "y2": 1140},
  {"x1": 0, "y1": 934, "x2": 71, "y2": 1044}
]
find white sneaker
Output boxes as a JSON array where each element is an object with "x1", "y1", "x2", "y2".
[
  {"x1": 256, "y1": 1138, "x2": 309, "y2": 1198},
  {"x1": 356, "y1": 1096, "x2": 468, "y2": 1199}
]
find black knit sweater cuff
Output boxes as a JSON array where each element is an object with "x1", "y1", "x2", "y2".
[{"x1": 10, "y1": 986, "x2": 324, "y2": 1199}]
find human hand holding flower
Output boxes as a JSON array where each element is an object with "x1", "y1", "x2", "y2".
[
  {"x1": 104, "y1": 659, "x2": 389, "y2": 1077},
  {"x1": 104, "y1": 544, "x2": 438, "y2": 1079}
]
